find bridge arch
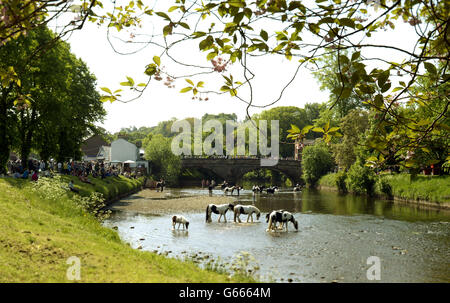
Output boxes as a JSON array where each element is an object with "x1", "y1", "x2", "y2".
[{"x1": 180, "y1": 157, "x2": 303, "y2": 185}]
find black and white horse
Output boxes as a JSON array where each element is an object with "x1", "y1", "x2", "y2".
[
  {"x1": 266, "y1": 210, "x2": 298, "y2": 232},
  {"x1": 252, "y1": 185, "x2": 264, "y2": 193},
  {"x1": 265, "y1": 186, "x2": 279, "y2": 194},
  {"x1": 233, "y1": 205, "x2": 261, "y2": 223},
  {"x1": 205, "y1": 203, "x2": 235, "y2": 223},
  {"x1": 266, "y1": 209, "x2": 285, "y2": 224},
  {"x1": 220, "y1": 181, "x2": 229, "y2": 190},
  {"x1": 172, "y1": 215, "x2": 189, "y2": 230}
]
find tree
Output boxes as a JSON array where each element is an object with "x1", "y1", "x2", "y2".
[
  {"x1": 254, "y1": 106, "x2": 307, "y2": 157},
  {"x1": 313, "y1": 51, "x2": 369, "y2": 118},
  {"x1": 332, "y1": 109, "x2": 369, "y2": 170},
  {"x1": 302, "y1": 143, "x2": 334, "y2": 187},
  {"x1": 0, "y1": 25, "x2": 105, "y2": 171},
  {"x1": 144, "y1": 134, "x2": 181, "y2": 185}
]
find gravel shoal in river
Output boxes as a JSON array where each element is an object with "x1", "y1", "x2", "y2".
[{"x1": 108, "y1": 189, "x2": 235, "y2": 214}]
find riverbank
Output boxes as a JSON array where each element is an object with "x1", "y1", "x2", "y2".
[
  {"x1": 319, "y1": 173, "x2": 450, "y2": 209},
  {"x1": 0, "y1": 177, "x2": 253, "y2": 282}
]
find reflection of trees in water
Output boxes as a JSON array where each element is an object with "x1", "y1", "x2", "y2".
[{"x1": 267, "y1": 189, "x2": 449, "y2": 221}]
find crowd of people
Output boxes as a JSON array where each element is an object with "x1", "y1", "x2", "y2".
[{"x1": 3, "y1": 158, "x2": 145, "y2": 184}]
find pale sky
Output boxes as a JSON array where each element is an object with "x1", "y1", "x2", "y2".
[{"x1": 62, "y1": 2, "x2": 419, "y2": 133}]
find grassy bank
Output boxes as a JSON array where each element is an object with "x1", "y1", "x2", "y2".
[
  {"x1": 319, "y1": 173, "x2": 450, "y2": 206},
  {"x1": 59, "y1": 174, "x2": 145, "y2": 202},
  {"x1": 0, "y1": 177, "x2": 253, "y2": 282}
]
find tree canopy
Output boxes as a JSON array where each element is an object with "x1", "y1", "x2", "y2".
[{"x1": 0, "y1": 25, "x2": 105, "y2": 172}]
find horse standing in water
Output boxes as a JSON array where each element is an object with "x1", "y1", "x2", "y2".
[
  {"x1": 172, "y1": 215, "x2": 189, "y2": 230},
  {"x1": 233, "y1": 205, "x2": 261, "y2": 223},
  {"x1": 293, "y1": 184, "x2": 302, "y2": 192},
  {"x1": 223, "y1": 185, "x2": 243, "y2": 196},
  {"x1": 205, "y1": 203, "x2": 234, "y2": 223},
  {"x1": 265, "y1": 186, "x2": 279, "y2": 194},
  {"x1": 266, "y1": 210, "x2": 298, "y2": 232}
]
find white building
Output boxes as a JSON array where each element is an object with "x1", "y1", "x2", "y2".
[
  {"x1": 110, "y1": 138, "x2": 149, "y2": 173},
  {"x1": 110, "y1": 138, "x2": 139, "y2": 162}
]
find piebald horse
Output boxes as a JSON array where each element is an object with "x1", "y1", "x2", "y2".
[
  {"x1": 172, "y1": 215, "x2": 189, "y2": 230},
  {"x1": 266, "y1": 210, "x2": 298, "y2": 232},
  {"x1": 233, "y1": 205, "x2": 261, "y2": 223},
  {"x1": 252, "y1": 185, "x2": 265, "y2": 193},
  {"x1": 265, "y1": 186, "x2": 279, "y2": 194},
  {"x1": 206, "y1": 203, "x2": 235, "y2": 223}
]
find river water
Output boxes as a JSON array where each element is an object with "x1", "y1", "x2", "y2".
[{"x1": 103, "y1": 187, "x2": 450, "y2": 282}]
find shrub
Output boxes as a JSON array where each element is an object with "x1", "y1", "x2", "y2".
[
  {"x1": 335, "y1": 170, "x2": 348, "y2": 193},
  {"x1": 302, "y1": 143, "x2": 334, "y2": 187},
  {"x1": 347, "y1": 162, "x2": 376, "y2": 195},
  {"x1": 377, "y1": 177, "x2": 393, "y2": 199}
]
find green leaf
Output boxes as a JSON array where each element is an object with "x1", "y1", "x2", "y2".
[
  {"x1": 374, "y1": 94, "x2": 384, "y2": 108},
  {"x1": 163, "y1": 25, "x2": 172, "y2": 36},
  {"x1": 260, "y1": 30, "x2": 268, "y2": 41},
  {"x1": 197, "y1": 81, "x2": 204, "y2": 88},
  {"x1": 185, "y1": 79, "x2": 194, "y2": 86},
  {"x1": 312, "y1": 127, "x2": 324, "y2": 133},
  {"x1": 180, "y1": 87, "x2": 193, "y2": 93},
  {"x1": 100, "y1": 87, "x2": 112, "y2": 94},
  {"x1": 328, "y1": 127, "x2": 340, "y2": 133},
  {"x1": 351, "y1": 51, "x2": 360, "y2": 61},
  {"x1": 377, "y1": 70, "x2": 390, "y2": 88},
  {"x1": 289, "y1": 124, "x2": 301, "y2": 133},
  {"x1": 126, "y1": 76, "x2": 135, "y2": 86},
  {"x1": 153, "y1": 56, "x2": 161, "y2": 66},
  {"x1": 207, "y1": 51, "x2": 217, "y2": 61},
  {"x1": 156, "y1": 12, "x2": 171, "y2": 21},
  {"x1": 424, "y1": 62, "x2": 437, "y2": 75},
  {"x1": 179, "y1": 22, "x2": 190, "y2": 30},
  {"x1": 301, "y1": 125, "x2": 314, "y2": 134},
  {"x1": 339, "y1": 18, "x2": 355, "y2": 28}
]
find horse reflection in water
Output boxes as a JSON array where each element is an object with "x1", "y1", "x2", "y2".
[
  {"x1": 233, "y1": 205, "x2": 261, "y2": 223},
  {"x1": 205, "y1": 203, "x2": 235, "y2": 223}
]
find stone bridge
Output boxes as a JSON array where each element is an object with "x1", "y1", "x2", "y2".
[{"x1": 181, "y1": 157, "x2": 302, "y2": 184}]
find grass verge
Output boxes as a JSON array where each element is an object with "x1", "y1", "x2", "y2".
[{"x1": 319, "y1": 173, "x2": 450, "y2": 205}]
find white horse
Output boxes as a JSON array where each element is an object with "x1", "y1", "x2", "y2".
[
  {"x1": 206, "y1": 203, "x2": 235, "y2": 223},
  {"x1": 172, "y1": 215, "x2": 189, "y2": 230},
  {"x1": 266, "y1": 210, "x2": 298, "y2": 232},
  {"x1": 223, "y1": 186, "x2": 242, "y2": 195},
  {"x1": 223, "y1": 186, "x2": 234, "y2": 194},
  {"x1": 233, "y1": 205, "x2": 261, "y2": 223}
]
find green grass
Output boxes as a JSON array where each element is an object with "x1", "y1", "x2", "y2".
[
  {"x1": 380, "y1": 174, "x2": 450, "y2": 204},
  {"x1": 319, "y1": 172, "x2": 450, "y2": 205},
  {"x1": 59, "y1": 175, "x2": 145, "y2": 201},
  {"x1": 0, "y1": 177, "x2": 254, "y2": 282},
  {"x1": 318, "y1": 173, "x2": 338, "y2": 188}
]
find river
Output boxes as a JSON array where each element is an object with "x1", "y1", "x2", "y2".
[{"x1": 103, "y1": 187, "x2": 450, "y2": 282}]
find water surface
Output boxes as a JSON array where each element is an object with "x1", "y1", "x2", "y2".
[{"x1": 104, "y1": 188, "x2": 450, "y2": 282}]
